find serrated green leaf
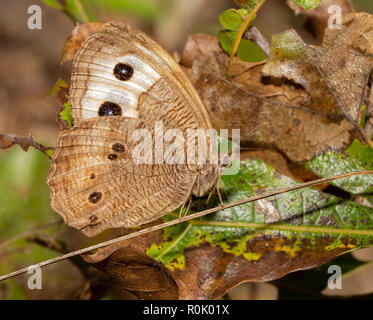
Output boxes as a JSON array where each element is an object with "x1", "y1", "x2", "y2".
[
  {"x1": 306, "y1": 140, "x2": 373, "y2": 194},
  {"x1": 292, "y1": 0, "x2": 321, "y2": 10},
  {"x1": 147, "y1": 158, "x2": 373, "y2": 270}
]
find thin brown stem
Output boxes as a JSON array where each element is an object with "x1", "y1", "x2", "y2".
[{"x1": 0, "y1": 133, "x2": 53, "y2": 159}]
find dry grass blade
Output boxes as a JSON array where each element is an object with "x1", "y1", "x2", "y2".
[{"x1": 0, "y1": 170, "x2": 372, "y2": 282}]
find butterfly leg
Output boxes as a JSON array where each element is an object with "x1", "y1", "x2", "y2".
[
  {"x1": 205, "y1": 166, "x2": 224, "y2": 206},
  {"x1": 179, "y1": 174, "x2": 199, "y2": 219},
  {"x1": 178, "y1": 193, "x2": 193, "y2": 219},
  {"x1": 216, "y1": 167, "x2": 224, "y2": 207}
]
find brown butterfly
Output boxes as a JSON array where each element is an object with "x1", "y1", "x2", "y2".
[{"x1": 47, "y1": 22, "x2": 220, "y2": 237}]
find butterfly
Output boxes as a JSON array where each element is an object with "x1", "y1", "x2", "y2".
[{"x1": 47, "y1": 22, "x2": 220, "y2": 237}]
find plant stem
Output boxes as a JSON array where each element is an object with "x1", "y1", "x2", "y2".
[{"x1": 229, "y1": 0, "x2": 266, "y2": 70}]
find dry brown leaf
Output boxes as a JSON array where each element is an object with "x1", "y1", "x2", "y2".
[
  {"x1": 180, "y1": 34, "x2": 354, "y2": 165},
  {"x1": 83, "y1": 220, "x2": 356, "y2": 299},
  {"x1": 61, "y1": 22, "x2": 104, "y2": 62},
  {"x1": 307, "y1": 13, "x2": 373, "y2": 124}
]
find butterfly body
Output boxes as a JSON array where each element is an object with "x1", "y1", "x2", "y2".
[{"x1": 47, "y1": 22, "x2": 219, "y2": 236}]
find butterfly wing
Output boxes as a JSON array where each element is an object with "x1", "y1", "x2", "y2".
[
  {"x1": 70, "y1": 22, "x2": 213, "y2": 130},
  {"x1": 47, "y1": 117, "x2": 196, "y2": 236},
  {"x1": 48, "y1": 22, "x2": 220, "y2": 236},
  {"x1": 70, "y1": 21, "x2": 219, "y2": 196}
]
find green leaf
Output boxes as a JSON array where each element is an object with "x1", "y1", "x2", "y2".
[
  {"x1": 147, "y1": 158, "x2": 373, "y2": 271},
  {"x1": 90, "y1": 0, "x2": 163, "y2": 22},
  {"x1": 270, "y1": 29, "x2": 308, "y2": 60},
  {"x1": 218, "y1": 9, "x2": 246, "y2": 31},
  {"x1": 60, "y1": 101, "x2": 73, "y2": 128},
  {"x1": 43, "y1": 0, "x2": 98, "y2": 22},
  {"x1": 347, "y1": 139, "x2": 373, "y2": 169},
  {"x1": 46, "y1": 78, "x2": 68, "y2": 97},
  {"x1": 306, "y1": 140, "x2": 373, "y2": 194},
  {"x1": 218, "y1": 30, "x2": 236, "y2": 55},
  {"x1": 218, "y1": 30, "x2": 266, "y2": 62},
  {"x1": 237, "y1": 0, "x2": 262, "y2": 11},
  {"x1": 42, "y1": 0, "x2": 64, "y2": 10},
  {"x1": 237, "y1": 38, "x2": 268, "y2": 62},
  {"x1": 291, "y1": 0, "x2": 321, "y2": 10}
]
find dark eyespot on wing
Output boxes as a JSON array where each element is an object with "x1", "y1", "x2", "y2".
[
  {"x1": 98, "y1": 102, "x2": 122, "y2": 116},
  {"x1": 113, "y1": 63, "x2": 134, "y2": 81},
  {"x1": 112, "y1": 143, "x2": 125, "y2": 153},
  {"x1": 108, "y1": 154, "x2": 118, "y2": 160},
  {"x1": 88, "y1": 191, "x2": 102, "y2": 203},
  {"x1": 89, "y1": 215, "x2": 98, "y2": 223}
]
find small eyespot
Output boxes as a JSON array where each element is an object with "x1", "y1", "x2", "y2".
[
  {"x1": 108, "y1": 154, "x2": 118, "y2": 160},
  {"x1": 88, "y1": 192, "x2": 102, "y2": 203},
  {"x1": 113, "y1": 63, "x2": 134, "y2": 81},
  {"x1": 112, "y1": 143, "x2": 125, "y2": 153},
  {"x1": 98, "y1": 102, "x2": 122, "y2": 117},
  {"x1": 89, "y1": 173, "x2": 96, "y2": 179},
  {"x1": 89, "y1": 215, "x2": 98, "y2": 223}
]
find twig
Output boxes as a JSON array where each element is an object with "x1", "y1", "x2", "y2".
[
  {"x1": 0, "y1": 219, "x2": 61, "y2": 250},
  {"x1": 243, "y1": 26, "x2": 271, "y2": 57},
  {"x1": 0, "y1": 133, "x2": 53, "y2": 159},
  {"x1": 0, "y1": 170, "x2": 372, "y2": 282}
]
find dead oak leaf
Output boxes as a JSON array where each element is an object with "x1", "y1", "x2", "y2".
[
  {"x1": 180, "y1": 34, "x2": 353, "y2": 164},
  {"x1": 307, "y1": 13, "x2": 373, "y2": 124}
]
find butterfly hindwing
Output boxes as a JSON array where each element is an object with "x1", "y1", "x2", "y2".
[{"x1": 47, "y1": 117, "x2": 196, "y2": 236}]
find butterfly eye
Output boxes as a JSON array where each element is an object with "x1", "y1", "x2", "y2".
[
  {"x1": 113, "y1": 63, "x2": 134, "y2": 81},
  {"x1": 98, "y1": 102, "x2": 122, "y2": 116},
  {"x1": 88, "y1": 191, "x2": 102, "y2": 204}
]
